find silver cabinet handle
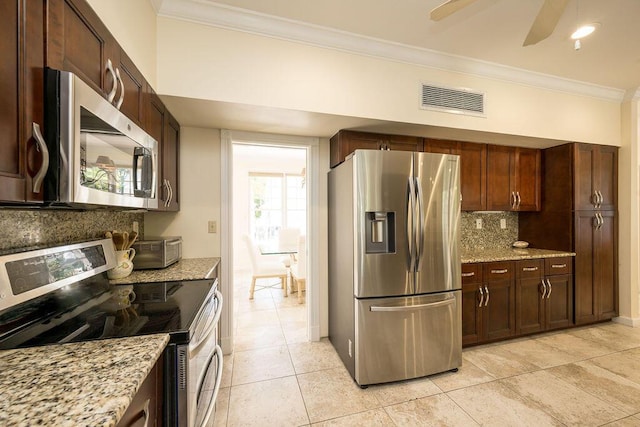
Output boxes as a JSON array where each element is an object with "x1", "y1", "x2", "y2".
[
  {"x1": 592, "y1": 191, "x2": 599, "y2": 208},
  {"x1": 491, "y1": 269, "x2": 508, "y2": 274},
  {"x1": 31, "y1": 122, "x2": 49, "y2": 194},
  {"x1": 593, "y1": 213, "x2": 601, "y2": 229},
  {"x1": 540, "y1": 279, "x2": 547, "y2": 298},
  {"x1": 105, "y1": 59, "x2": 118, "y2": 102},
  {"x1": 597, "y1": 213, "x2": 604, "y2": 229},
  {"x1": 478, "y1": 286, "x2": 484, "y2": 307},
  {"x1": 461, "y1": 272, "x2": 475, "y2": 277},
  {"x1": 597, "y1": 190, "x2": 604, "y2": 208},
  {"x1": 142, "y1": 398, "x2": 150, "y2": 427},
  {"x1": 546, "y1": 279, "x2": 552, "y2": 299},
  {"x1": 551, "y1": 263, "x2": 567, "y2": 269},
  {"x1": 484, "y1": 285, "x2": 489, "y2": 307},
  {"x1": 167, "y1": 180, "x2": 174, "y2": 207},
  {"x1": 511, "y1": 192, "x2": 516, "y2": 209},
  {"x1": 522, "y1": 266, "x2": 538, "y2": 272},
  {"x1": 516, "y1": 191, "x2": 521, "y2": 209},
  {"x1": 115, "y1": 68, "x2": 125, "y2": 109}
]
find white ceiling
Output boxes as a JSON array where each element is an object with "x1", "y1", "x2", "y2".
[{"x1": 155, "y1": 0, "x2": 640, "y2": 142}]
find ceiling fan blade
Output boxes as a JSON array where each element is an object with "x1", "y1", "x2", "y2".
[
  {"x1": 523, "y1": 0, "x2": 570, "y2": 46},
  {"x1": 430, "y1": 0, "x2": 478, "y2": 21}
]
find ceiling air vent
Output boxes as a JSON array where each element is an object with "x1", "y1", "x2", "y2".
[{"x1": 421, "y1": 84, "x2": 485, "y2": 116}]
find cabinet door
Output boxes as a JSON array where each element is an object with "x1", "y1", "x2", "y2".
[
  {"x1": 117, "y1": 50, "x2": 145, "y2": 127},
  {"x1": 0, "y1": 0, "x2": 45, "y2": 203},
  {"x1": 574, "y1": 211, "x2": 597, "y2": 324},
  {"x1": 47, "y1": 0, "x2": 119, "y2": 99},
  {"x1": 596, "y1": 211, "x2": 617, "y2": 320},
  {"x1": 486, "y1": 145, "x2": 515, "y2": 211},
  {"x1": 146, "y1": 89, "x2": 166, "y2": 210},
  {"x1": 574, "y1": 144, "x2": 598, "y2": 210},
  {"x1": 163, "y1": 112, "x2": 180, "y2": 211},
  {"x1": 460, "y1": 142, "x2": 487, "y2": 211},
  {"x1": 483, "y1": 278, "x2": 516, "y2": 341},
  {"x1": 514, "y1": 148, "x2": 541, "y2": 211},
  {"x1": 424, "y1": 138, "x2": 458, "y2": 154},
  {"x1": 116, "y1": 355, "x2": 162, "y2": 427},
  {"x1": 462, "y1": 283, "x2": 482, "y2": 346},
  {"x1": 515, "y1": 259, "x2": 544, "y2": 335},
  {"x1": 596, "y1": 146, "x2": 617, "y2": 211},
  {"x1": 546, "y1": 274, "x2": 573, "y2": 330},
  {"x1": 386, "y1": 134, "x2": 424, "y2": 152}
]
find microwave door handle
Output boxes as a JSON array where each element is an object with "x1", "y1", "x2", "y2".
[{"x1": 31, "y1": 122, "x2": 50, "y2": 193}]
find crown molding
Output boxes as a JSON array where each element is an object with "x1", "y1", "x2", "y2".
[
  {"x1": 623, "y1": 88, "x2": 640, "y2": 102},
  {"x1": 154, "y1": 0, "x2": 624, "y2": 102}
]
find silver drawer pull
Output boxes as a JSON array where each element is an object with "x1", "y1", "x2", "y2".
[
  {"x1": 491, "y1": 269, "x2": 508, "y2": 274},
  {"x1": 551, "y1": 264, "x2": 567, "y2": 268},
  {"x1": 461, "y1": 272, "x2": 475, "y2": 277},
  {"x1": 522, "y1": 267, "x2": 538, "y2": 272}
]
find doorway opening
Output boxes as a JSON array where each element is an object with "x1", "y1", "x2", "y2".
[{"x1": 220, "y1": 130, "x2": 321, "y2": 355}]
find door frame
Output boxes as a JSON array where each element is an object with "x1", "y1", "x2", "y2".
[{"x1": 220, "y1": 130, "x2": 321, "y2": 352}]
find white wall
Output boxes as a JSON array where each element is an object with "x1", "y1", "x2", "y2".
[
  {"x1": 144, "y1": 127, "x2": 221, "y2": 257},
  {"x1": 156, "y1": 17, "x2": 621, "y2": 147},
  {"x1": 86, "y1": 0, "x2": 158, "y2": 86}
]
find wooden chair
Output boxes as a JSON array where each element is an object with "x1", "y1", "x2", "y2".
[
  {"x1": 243, "y1": 235, "x2": 288, "y2": 299},
  {"x1": 290, "y1": 235, "x2": 306, "y2": 304}
]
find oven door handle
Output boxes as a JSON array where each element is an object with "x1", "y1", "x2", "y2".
[
  {"x1": 197, "y1": 344, "x2": 224, "y2": 427},
  {"x1": 190, "y1": 289, "x2": 223, "y2": 352}
]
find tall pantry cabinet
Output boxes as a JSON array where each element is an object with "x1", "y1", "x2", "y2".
[{"x1": 519, "y1": 143, "x2": 618, "y2": 325}]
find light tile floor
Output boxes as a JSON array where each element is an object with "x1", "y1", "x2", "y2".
[{"x1": 215, "y1": 276, "x2": 640, "y2": 426}]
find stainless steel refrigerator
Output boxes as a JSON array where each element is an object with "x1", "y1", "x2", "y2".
[{"x1": 328, "y1": 149, "x2": 461, "y2": 386}]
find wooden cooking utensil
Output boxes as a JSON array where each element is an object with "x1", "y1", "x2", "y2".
[
  {"x1": 122, "y1": 232, "x2": 129, "y2": 251},
  {"x1": 125, "y1": 231, "x2": 138, "y2": 250},
  {"x1": 112, "y1": 232, "x2": 124, "y2": 251}
]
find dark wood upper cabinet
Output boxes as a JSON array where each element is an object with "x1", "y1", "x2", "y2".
[
  {"x1": 117, "y1": 51, "x2": 146, "y2": 127},
  {"x1": 0, "y1": 0, "x2": 46, "y2": 203},
  {"x1": 163, "y1": 112, "x2": 180, "y2": 211},
  {"x1": 329, "y1": 130, "x2": 423, "y2": 168},
  {"x1": 486, "y1": 145, "x2": 541, "y2": 211},
  {"x1": 574, "y1": 144, "x2": 617, "y2": 211}
]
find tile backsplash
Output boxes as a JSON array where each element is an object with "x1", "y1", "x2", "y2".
[
  {"x1": 0, "y1": 209, "x2": 144, "y2": 252},
  {"x1": 460, "y1": 211, "x2": 518, "y2": 250}
]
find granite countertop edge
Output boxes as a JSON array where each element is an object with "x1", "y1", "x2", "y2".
[
  {"x1": 110, "y1": 257, "x2": 220, "y2": 284},
  {"x1": 461, "y1": 248, "x2": 576, "y2": 264},
  {"x1": 0, "y1": 333, "x2": 169, "y2": 426}
]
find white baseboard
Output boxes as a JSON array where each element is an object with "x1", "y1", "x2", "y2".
[
  {"x1": 221, "y1": 335, "x2": 234, "y2": 355},
  {"x1": 613, "y1": 316, "x2": 640, "y2": 327},
  {"x1": 309, "y1": 324, "x2": 321, "y2": 342}
]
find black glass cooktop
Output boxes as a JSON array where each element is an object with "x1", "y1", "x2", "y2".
[{"x1": 0, "y1": 278, "x2": 217, "y2": 350}]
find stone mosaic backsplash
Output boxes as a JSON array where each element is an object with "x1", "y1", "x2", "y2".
[
  {"x1": 0, "y1": 209, "x2": 144, "y2": 252},
  {"x1": 460, "y1": 211, "x2": 518, "y2": 251}
]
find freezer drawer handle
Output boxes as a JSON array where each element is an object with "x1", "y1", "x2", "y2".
[
  {"x1": 490, "y1": 269, "x2": 508, "y2": 274},
  {"x1": 522, "y1": 267, "x2": 538, "y2": 272},
  {"x1": 370, "y1": 297, "x2": 456, "y2": 312},
  {"x1": 551, "y1": 263, "x2": 567, "y2": 269},
  {"x1": 461, "y1": 272, "x2": 475, "y2": 277}
]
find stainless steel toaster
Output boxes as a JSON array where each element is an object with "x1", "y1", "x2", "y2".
[{"x1": 131, "y1": 236, "x2": 182, "y2": 269}]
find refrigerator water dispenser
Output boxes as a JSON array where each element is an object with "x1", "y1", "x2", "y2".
[{"x1": 365, "y1": 212, "x2": 395, "y2": 253}]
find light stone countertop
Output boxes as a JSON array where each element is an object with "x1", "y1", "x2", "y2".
[
  {"x1": 0, "y1": 334, "x2": 169, "y2": 427},
  {"x1": 462, "y1": 247, "x2": 575, "y2": 264},
  {"x1": 109, "y1": 257, "x2": 220, "y2": 284}
]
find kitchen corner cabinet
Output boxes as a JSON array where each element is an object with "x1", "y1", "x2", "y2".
[
  {"x1": 486, "y1": 145, "x2": 541, "y2": 211},
  {"x1": 146, "y1": 88, "x2": 180, "y2": 211},
  {"x1": 516, "y1": 257, "x2": 573, "y2": 335},
  {"x1": 47, "y1": 0, "x2": 147, "y2": 125},
  {"x1": 0, "y1": 0, "x2": 46, "y2": 203},
  {"x1": 329, "y1": 130, "x2": 424, "y2": 168},
  {"x1": 462, "y1": 262, "x2": 515, "y2": 346},
  {"x1": 116, "y1": 355, "x2": 163, "y2": 427},
  {"x1": 423, "y1": 139, "x2": 487, "y2": 211},
  {"x1": 574, "y1": 211, "x2": 617, "y2": 324}
]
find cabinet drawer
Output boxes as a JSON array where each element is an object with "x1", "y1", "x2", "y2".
[
  {"x1": 461, "y1": 263, "x2": 481, "y2": 285},
  {"x1": 516, "y1": 259, "x2": 543, "y2": 280},
  {"x1": 483, "y1": 261, "x2": 514, "y2": 281},
  {"x1": 545, "y1": 257, "x2": 572, "y2": 275}
]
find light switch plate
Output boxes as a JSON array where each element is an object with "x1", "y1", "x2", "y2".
[
  {"x1": 208, "y1": 220, "x2": 217, "y2": 233},
  {"x1": 475, "y1": 218, "x2": 482, "y2": 229},
  {"x1": 500, "y1": 218, "x2": 507, "y2": 229}
]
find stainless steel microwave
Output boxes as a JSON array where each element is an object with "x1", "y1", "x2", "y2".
[{"x1": 43, "y1": 68, "x2": 158, "y2": 209}]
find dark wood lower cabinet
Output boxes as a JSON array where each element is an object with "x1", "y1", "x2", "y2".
[
  {"x1": 117, "y1": 355, "x2": 163, "y2": 427},
  {"x1": 465, "y1": 257, "x2": 574, "y2": 347}
]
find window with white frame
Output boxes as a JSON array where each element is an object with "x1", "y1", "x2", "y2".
[{"x1": 249, "y1": 172, "x2": 306, "y2": 241}]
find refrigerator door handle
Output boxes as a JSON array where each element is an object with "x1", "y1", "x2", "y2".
[
  {"x1": 415, "y1": 177, "x2": 425, "y2": 272},
  {"x1": 407, "y1": 177, "x2": 416, "y2": 273},
  {"x1": 370, "y1": 296, "x2": 456, "y2": 312}
]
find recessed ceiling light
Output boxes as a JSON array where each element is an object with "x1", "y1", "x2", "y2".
[{"x1": 571, "y1": 23, "x2": 598, "y2": 40}]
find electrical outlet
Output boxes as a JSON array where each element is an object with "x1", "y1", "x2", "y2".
[
  {"x1": 132, "y1": 221, "x2": 139, "y2": 233},
  {"x1": 500, "y1": 218, "x2": 507, "y2": 229},
  {"x1": 475, "y1": 218, "x2": 483, "y2": 229},
  {"x1": 208, "y1": 220, "x2": 217, "y2": 233}
]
